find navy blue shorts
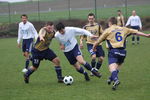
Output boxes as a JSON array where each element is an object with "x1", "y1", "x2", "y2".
[
  {"x1": 131, "y1": 26, "x2": 140, "y2": 30},
  {"x1": 108, "y1": 48, "x2": 126, "y2": 65},
  {"x1": 31, "y1": 48, "x2": 57, "y2": 68},
  {"x1": 87, "y1": 43, "x2": 105, "y2": 57},
  {"x1": 22, "y1": 38, "x2": 33, "y2": 52},
  {"x1": 64, "y1": 44, "x2": 82, "y2": 65}
]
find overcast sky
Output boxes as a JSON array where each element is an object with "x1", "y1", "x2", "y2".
[{"x1": 0, "y1": 0, "x2": 29, "y2": 3}]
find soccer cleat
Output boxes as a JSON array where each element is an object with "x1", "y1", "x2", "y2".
[
  {"x1": 24, "y1": 74, "x2": 29, "y2": 84},
  {"x1": 58, "y1": 77, "x2": 64, "y2": 83},
  {"x1": 112, "y1": 80, "x2": 120, "y2": 90},
  {"x1": 107, "y1": 79, "x2": 112, "y2": 85},
  {"x1": 84, "y1": 72, "x2": 90, "y2": 81},
  {"x1": 91, "y1": 68, "x2": 102, "y2": 78},
  {"x1": 90, "y1": 72, "x2": 94, "y2": 76},
  {"x1": 22, "y1": 68, "x2": 28, "y2": 73}
]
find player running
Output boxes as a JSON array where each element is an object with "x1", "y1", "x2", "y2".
[
  {"x1": 55, "y1": 22, "x2": 102, "y2": 81},
  {"x1": 17, "y1": 14, "x2": 38, "y2": 73},
  {"x1": 80, "y1": 13, "x2": 105, "y2": 76},
  {"x1": 24, "y1": 22, "x2": 63, "y2": 84},
  {"x1": 93, "y1": 17, "x2": 150, "y2": 90}
]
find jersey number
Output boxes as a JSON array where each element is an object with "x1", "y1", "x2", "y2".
[{"x1": 115, "y1": 32, "x2": 123, "y2": 42}]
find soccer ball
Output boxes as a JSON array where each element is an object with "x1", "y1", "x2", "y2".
[{"x1": 63, "y1": 76, "x2": 73, "y2": 85}]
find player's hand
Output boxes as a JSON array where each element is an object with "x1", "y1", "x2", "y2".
[
  {"x1": 40, "y1": 37, "x2": 45, "y2": 42},
  {"x1": 60, "y1": 44, "x2": 65, "y2": 50},
  {"x1": 18, "y1": 44, "x2": 21, "y2": 48},
  {"x1": 90, "y1": 35, "x2": 99, "y2": 40},
  {"x1": 92, "y1": 43, "x2": 98, "y2": 52},
  {"x1": 80, "y1": 43, "x2": 84, "y2": 49}
]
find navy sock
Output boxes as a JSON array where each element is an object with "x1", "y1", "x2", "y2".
[
  {"x1": 55, "y1": 66, "x2": 62, "y2": 80},
  {"x1": 25, "y1": 68, "x2": 35, "y2": 77},
  {"x1": 83, "y1": 62, "x2": 92, "y2": 71},
  {"x1": 77, "y1": 67, "x2": 86, "y2": 74},
  {"x1": 91, "y1": 59, "x2": 96, "y2": 68},
  {"x1": 132, "y1": 35, "x2": 135, "y2": 42},
  {"x1": 111, "y1": 70, "x2": 118, "y2": 82},
  {"x1": 96, "y1": 61, "x2": 102, "y2": 70},
  {"x1": 137, "y1": 36, "x2": 140, "y2": 42},
  {"x1": 25, "y1": 59, "x2": 30, "y2": 69}
]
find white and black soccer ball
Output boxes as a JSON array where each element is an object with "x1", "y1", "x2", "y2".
[{"x1": 63, "y1": 76, "x2": 73, "y2": 85}]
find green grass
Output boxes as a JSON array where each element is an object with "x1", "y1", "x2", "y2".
[
  {"x1": 0, "y1": 32, "x2": 150, "y2": 100},
  {"x1": 0, "y1": 4, "x2": 150, "y2": 24}
]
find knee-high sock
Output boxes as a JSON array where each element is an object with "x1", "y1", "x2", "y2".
[
  {"x1": 83, "y1": 62, "x2": 92, "y2": 71},
  {"x1": 55, "y1": 66, "x2": 62, "y2": 80},
  {"x1": 25, "y1": 68, "x2": 35, "y2": 77},
  {"x1": 76, "y1": 67, "x2": 86, "y2": 74},
  {"x1": 91, "y1": 59, "x2": 96, "y2": 68},
  {"x1": 111, "y1": 70, "x2": 118, "y2": 82},
  {"x1": 25, "y1": 59, "x2": 30, "y2": 69},
  {"x1": 96, "y1": 61, "x2": 102, "y2": 70}
]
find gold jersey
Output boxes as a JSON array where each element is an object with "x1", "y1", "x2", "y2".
[
  {"x1": 117, "y1": 15, "x2": 124, "y2": 26},
  {"x1": 96, "y1": 25, "x2": 140, "y2": 49},
  {"x1": 82, "y1": 22, "x2": 103, "y2": 45},
  {"x1": 34, "y1": 27, "x2": 55, "y2": 51}
]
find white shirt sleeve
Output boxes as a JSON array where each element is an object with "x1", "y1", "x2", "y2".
[
  {"x1": 125, "y1": 16, "x2": 131, "y2": 26},
  {"x1": 138, "y1": 16, "x2": 142, "y2": 29},
  {"x1": 17, "y1": 24, "x2": 22, "y2": 44},
  {"x1": 73, "y1": 27, "x2": 93, "y2": 36},
  {"x1": 31, "y1": 24, "x2": 38, "y2": 40}
]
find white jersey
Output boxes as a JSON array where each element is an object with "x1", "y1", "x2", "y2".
[
  {"x1": 55, "y1": 27, "x2": 93, "y2": 52},
  {"x1": 17, "y1": 21, "x2": 38, "y2": 44},
  {"x1": 125, "y1": 15, "x2": 142, "y2": 28}
]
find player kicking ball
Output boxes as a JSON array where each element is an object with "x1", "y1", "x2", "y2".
[
  {"x1": 55, "y1": 22, "x2": 102, "y2": 82},
  {"x1": 24, "y1": 22, "x2": 64, "y2": 84},
  {"x1": 93, "y1": 17, "x2": 150, "y2": 90}
]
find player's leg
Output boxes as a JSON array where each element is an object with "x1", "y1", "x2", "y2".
[
  {"x1": 137, "y1": 35, "x2": 140, "y2": 44},
  {"x1": 132, "y1": 34, "x2": 135, "y2": 45},
  {"x1": 24, "y1": 58, "x2": 40, "y2": 84},
  {"x1": 76, "y1": 55, "x2": 102, "y2": 78},
  {"x1": 95, "y1": 45, "x2": 105, "y2": 70},
  {"x1": 73, "y1": 62, "x2": 90, "y2": 81},
  {"x1": 22, "y1": 39, "x2": 33, "y2": 72},
  {"x1": 109, "y1": 63, "x2": 120, "y2": 90},
  {"x1": 46, "y1": 48, "x2": 63, "y2": 83},
  {"x1": 51, "y1": 57, "x2": 64, "y2": 83}
]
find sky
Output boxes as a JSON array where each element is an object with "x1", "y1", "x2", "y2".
[{"x1": 0, "y1": 0, "x2": 30, "y2": 3}]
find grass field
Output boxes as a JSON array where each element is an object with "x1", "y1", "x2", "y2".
[
  {"x1": 0, "y1": 32, "x2": 150, "y2": 100},
  {"x1": 0, "y1": 4, "x2": 150, "y2": 24}
]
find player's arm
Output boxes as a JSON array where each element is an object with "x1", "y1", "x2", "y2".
[
  {"x1": 39, "y1": 28, "x2": 46, "y2": 41},
  {"x1": 138, "y1": 16, "x2": 142, "y2": 30},
  {"x1": 79, "y1": 35, "x2": 84, "y2": 49},
  {"x1": 99, "y1": 25, "x2": 104, "y2": 35},
  {"x1": 125, "y1": 17, "x2": 131, "y2": 27},
  {"x1": 121, "y1": 16, "x2": 125, "y2": 26},
  {"x1": 73, "y1": 27, "x2": 98, "y2": 39},
  {"x1": 31, "y1": 24, "x2": 38, "y2": 40},
  {"x1": 93, "y1": 30, "x2": 109, "y2": 51},
  {"x1": 127, "y1": 28, "x2": 150, "y2": 37},
  {"x1": 17, "y1": 25, "x2": 22, "y2": 48}
]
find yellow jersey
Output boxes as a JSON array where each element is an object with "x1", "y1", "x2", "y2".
[
  {"x1": 34, "y1": 27, "x2": 55, "y2": 51},
  {"x1": 96, "y1": 25, "x2": 140, "y2": 49},
  {"x1": 82, "y1": 22, "x2": 103, "y2": 45},
  {"x1": 117, "y1": 15, "x2": 124, "y2": 26}
]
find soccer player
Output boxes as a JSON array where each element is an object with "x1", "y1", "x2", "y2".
[
  {"x1": 17, "y1": 14, "x2": 38, "y2": 73},
  {"x1": 117, "y1": 10, "x2": 125, "y2": 27},
  {"x1": 24, "y1": 22, "x2": 63, "y2": 84},
  {"x1": 126, "y1": 10, "x2": 142, "y2": 45},
  {"x1": 93, "y1": 17, "x2": 150, "y2": 90},
  {"x1": 55, "y1": 22, "x2": 102, "y2": 81},
  {"x1": 80, "y1": 13, "x2": 105, "y2": 76}
]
